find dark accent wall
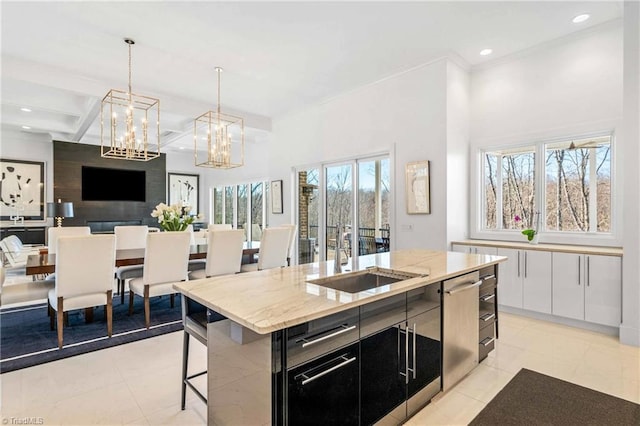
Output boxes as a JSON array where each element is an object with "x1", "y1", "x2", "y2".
[{"x1": 53, "y1": 141, "x2": 166, "y2": 227}]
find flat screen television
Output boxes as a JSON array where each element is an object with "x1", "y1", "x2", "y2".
[{"x1": 82, "y1": 166, "x2": 146, "y2": 202}]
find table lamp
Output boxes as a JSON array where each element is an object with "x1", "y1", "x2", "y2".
[{"x1": 47, "y1": 199, "x2": 74, "y2": 227}]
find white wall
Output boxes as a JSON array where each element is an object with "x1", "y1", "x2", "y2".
[
  {"x1": 471, "y1": 21, "x2": 623, "y2": 144},
  {"x1": 271, "y1": 59, "x2": 450, "y2": 249},
  {"x1": 446, "y1": 61, "x2": 470, "y2": 243},
  {"x1": 621, "y1": 1, "x2": 640, "y2": 346},
  {"x1": 0, "y1": 128, "x2": 54, "y2": 227}
]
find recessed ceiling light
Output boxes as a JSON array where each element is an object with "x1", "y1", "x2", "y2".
[
  {"x1": 480, "y1": 48, "x2": 493, "y2": 56},
  {"x1": 179, "y1": 146, "x2": 185, "y2": 150},
  {"x1": 20, "y1": 107, "x2": 32, "y2": 112},
  {"x1": 572, "y1": 14, "x2": 590, "y2": 24},
  {"x1": 21, "y1": 125, "x2": 31, "y2": 130}
]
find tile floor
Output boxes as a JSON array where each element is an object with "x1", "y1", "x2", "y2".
[{"x1": 1, "y1": 312, "x2": 638, "y2": 425}]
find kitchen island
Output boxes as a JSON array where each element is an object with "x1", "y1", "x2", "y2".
[{"x1": 174, "y1": 249, "x2": 506, "y2": 425}]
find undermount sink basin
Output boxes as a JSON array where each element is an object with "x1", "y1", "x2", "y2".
[{"x1": 308, "y1": 267, "x2": 420, "y2": 293}]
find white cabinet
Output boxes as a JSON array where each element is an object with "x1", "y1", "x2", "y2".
[
  {"x1": 553, "y1": 253, "x2": 621, "y2": 327},
  {"x1": 496, "y1": 248, "x2": 523, "y2": 309},
  {"x1": 451, "y1": 244, "x2": 498, "y2": 255},
  {"x1": 497, "y1": 248, "x2": 552, "y2": 314}
]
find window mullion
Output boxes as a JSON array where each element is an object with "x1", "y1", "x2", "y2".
[
  {"x1": 495, "y1": 155, "x2": 503, "y2": 230},
  {"x1": 589, "y1": 147, "x2": 598, "y2": 232}
]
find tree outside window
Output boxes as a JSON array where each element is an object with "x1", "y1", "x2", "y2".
[{"x1": 481, "y1": 133, "x2": 612, "y2": 236}]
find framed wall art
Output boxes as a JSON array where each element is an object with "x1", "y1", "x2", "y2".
[
  {"x1": 0, "y1": 158, "x2": 45, "y2": 220},
  {"x1": 271, "y1": 180, "x2": 283, "y2": 214},
  {"x1": 168, "y1": 172, "x2": 199, "y2": 214},
  {"x1": 406, "y1": 160, "x2": 431, "y2": 214}
]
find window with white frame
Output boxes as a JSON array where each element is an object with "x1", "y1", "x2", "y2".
[{"x1": 480, "y1": 133, "x2": 612, "y2": 235}]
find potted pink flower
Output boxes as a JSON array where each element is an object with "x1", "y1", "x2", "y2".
[{"x1": 514, "y1": 214, "x2": 539, "y2": 243}]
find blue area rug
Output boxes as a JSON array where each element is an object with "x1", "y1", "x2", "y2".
[{"x1": 0, "y1": 293, "x2": 183, "y2": 373}]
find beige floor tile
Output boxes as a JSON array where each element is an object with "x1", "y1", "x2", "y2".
[
  {"x1": 144, "y1": 402, "x2": 207, "y2": 425},
  {"x1": 27, "y1": 381, "x2": 144, "y2": 425},
  {"x1": 453, "y1": 364, "x2": 516, "y2": 403},
  {"x1": 406, "y1": 389, "x2": 486, "y2": 425}
]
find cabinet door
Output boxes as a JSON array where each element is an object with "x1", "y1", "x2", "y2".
[
  {"x1": 496, "y1": 248, "x2": 523, "y2": 308},
  {"x1": 585, "y1": 255, "x2": 621, "y2": 327},
  {"x1": 287, "y1": 342, "x2": 360, "y2": 425},
  {"x1": 360, "y1": 323, "x2": 406, "y2": 425},
  {"x1": 407, "y1": 307, "x2": 441, "y2": 417},
  {"x1": 552, "y1": 252, "x2": 584, "y2": 320},
  {"x1": 522, "y1": 250, "x2": 552, "y2": 314},
  {"x1": 474, "y1": 246, "x2": 498, "y2": 255}
]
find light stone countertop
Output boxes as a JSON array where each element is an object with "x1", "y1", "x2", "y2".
[
  {"x1": 174, "y1": 249, "x2": 506, "y2": 334},
  {"x1": 452, "y1": 239, "x2": 623, "y2": 256}
]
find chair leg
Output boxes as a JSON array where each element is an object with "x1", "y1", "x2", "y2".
[
  {"x1": 64, "y1": 312, "x2": 69, "y2": 327},
  {"x1": 49, "y1": 303, "x2": 54, "y2": 330},
  {"x1": 181, "y1": 331, "x2": 189, "y2": 410},
  {"x1": 170, "y1": 293, "x2": 175, "y2": 308},
  {"x1": 120, "y1": 279, "x2": 125, "y2": 305},
  {"x1": 85, "y1": 307, "x2": 94, "y2": 323},
  {"x1": 106, "y1": 290, "x2": 113, "y2": 337},
  {"x1": 57, "y1": 297, "x2": 64, "y2": 349},
  {"x1": 128, "y1": 290, "x2": 134, "y2": 316},
  {"x1": 144, "y1": 285, "x2": 150, "y2": 329}
]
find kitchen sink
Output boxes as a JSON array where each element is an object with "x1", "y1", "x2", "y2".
[{"x1": 308, "y1": 267, "x2": 420, "y2": 293}]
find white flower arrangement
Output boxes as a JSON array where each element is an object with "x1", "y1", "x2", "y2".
[{"x1": 151, "y1": 203, "x2": 202, "y2": 231}]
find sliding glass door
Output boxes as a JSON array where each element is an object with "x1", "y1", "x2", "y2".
[
  {"x1": 325, "y1": 163, "x2": 353, "y2": 261},
  {"x1": 296, "y1": 155, "x2": 390, "y2": 265}
]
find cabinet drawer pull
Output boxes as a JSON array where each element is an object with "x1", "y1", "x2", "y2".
[
  {"x1": 479, "y1": 294, "x2": 495, "y2": 302},
  {"x1": 301, "y1": 324, "x2": 356, "y2": 348},
  {"x1": 480, "y1": 337, "x2": 495, "y2": 347},
  {"x1": 446, "y1": 280, "x2": 482, "y2": 295},
  {"x1": 480, "y1": 313, "x2": 495, "y2": 322},
  {"x1": 482, "y1": 274, "x2": 496, "y2": 281},
  {"x1": 299, "y1": 355, "x2": 357, "y2": 385}
]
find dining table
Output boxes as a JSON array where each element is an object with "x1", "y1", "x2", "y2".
[{"x1": 25, "y1": 242, "x2": 260, "y2": 276}]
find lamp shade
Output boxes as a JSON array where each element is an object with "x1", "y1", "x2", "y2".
[{"x1": 47, "y1": 201, "x2": 74, "y2": 218}]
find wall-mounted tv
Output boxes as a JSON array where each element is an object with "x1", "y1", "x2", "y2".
[{"x1": 82, "y1": 166, "x2": 146, "y2": 202}]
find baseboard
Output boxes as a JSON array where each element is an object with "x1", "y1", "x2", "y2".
[
  {"x1": 619, "y1": 324, "x2": 640, "y2": 347},
  {"x1": 498, "y1": 305, "x2": 619, "y2": 337}
]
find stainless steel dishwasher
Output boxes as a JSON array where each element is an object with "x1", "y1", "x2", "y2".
[{"x1": 442, "y1": 271, "x2": 481, "y2": 391}]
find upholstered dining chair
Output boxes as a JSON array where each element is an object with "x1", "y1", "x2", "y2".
[
  {"x1": 114, "y1": 226, "x2": 149, "y2": 304},
  {"x1": 48, "y1": 234, "x2": 116, "y2": 349},
  {"x1": 128, "y1": 231, "x2": 191, "y2": 329},
  {"x1": 240, "y1": 226, "x2": 291, "y2": 272},
  {"x1": 281, "y1": 224, "x2": 298, "y2": 266},
  {"x1": 47, "y1": 226, "x2": 90, "y2": 254},
  {"x1": 207, "y1": 224, "x2": 232, "y2": 231},
  {"x1": 185, "y1": 225, "x2": 206, "y2": 272},
  {"x1": 189, "y1": 229, "x2": 244, "y2": 280},
  {"x1": 181, "y1": 229, "x2": 243, "y2": 408}
]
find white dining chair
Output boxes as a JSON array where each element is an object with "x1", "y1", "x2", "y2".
[
  {"x1": 240, "y1": 226, "x2": 291, "y2": 272},
  {"x1": 48, "y1": 234, "x2": 116, "y2": 349},
  {"x1": 207, "y1": 224, "x2": 232, "y2": 231},
  {"x1": 185, "y1": 225, "x2": 206, "y2": 271},
  {"x1": 114, "y1": 226, "x2": 149, "y2": 304},
  {"x1": 189, "y1": 229, "x2": 244, "y2": 280},
  {"x1": 281, "y1": 224, "x2": 298, "y2": 266},
  {"x1": 47, "y1": 226, "x2": 91, "y2": 254},
  {"x1": 128, "y1": 231, "x2": 191, "y2": 329},
  {"x1": 1, "y1": 263, "x2": 54, "y2": 307},
  {"x1": 182, "y1": 229, "x2": 243, "y2": 408}
]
